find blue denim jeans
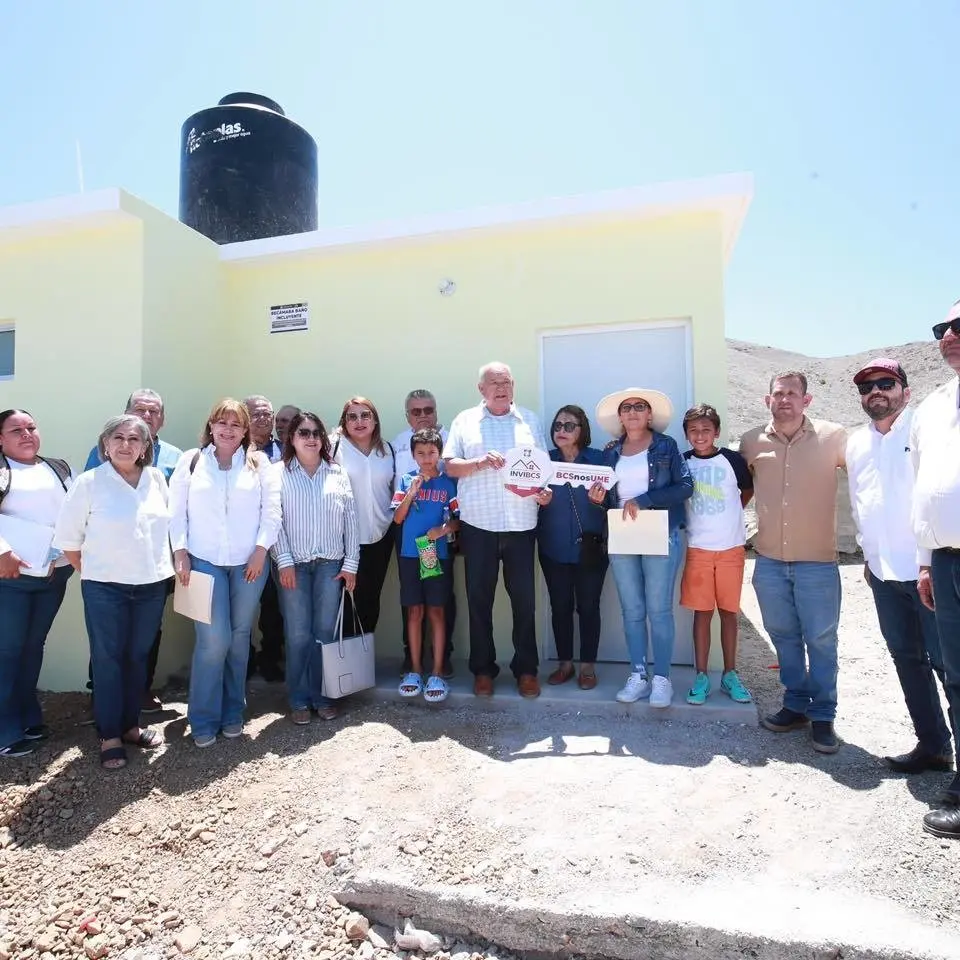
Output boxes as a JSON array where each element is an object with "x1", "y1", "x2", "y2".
[
  {"x1": 0, "y1": 566, "x2": 73, "y2": 748},
  {"x1": 82, "y1": 578, "x2": 169, "y2": 740},
  {"x1": 752, "y1": 556, "x2": 841, "y2": 722},
  {"x1": 868, "y1": 571, "x2": 952, "y2": 756},
  {"x1": 274, "y1": 559, "x2": 343, "y2": 710},
  {"x1": 927, "y1": 550, "x2": 960, "y2": 762},
  {"x1": 608, "y1": 529, "x2": 683, "y2": 678},
  {"x1": 188, "y1": 556, "x2": 268, "y2": 738}
]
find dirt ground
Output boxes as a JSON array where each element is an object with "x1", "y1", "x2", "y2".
[{"x1": 2, "y1": 558, "x2": 959, "y2": 960}]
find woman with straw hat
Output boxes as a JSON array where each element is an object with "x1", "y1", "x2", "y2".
[{"x1": 591, "y1": 388, "x2": 693, "y2": 708}]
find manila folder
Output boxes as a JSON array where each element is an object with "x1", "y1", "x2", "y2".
[
  {"x1": 607, "y1": 509, "x2": 669, "y2": 556},
  {"x1": 173, "y1": 571, "x2": 214, "y2": 624}
]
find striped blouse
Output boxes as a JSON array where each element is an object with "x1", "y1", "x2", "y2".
[{"x1": 270, "y1": 458, "x2": 361, "y2": 572}]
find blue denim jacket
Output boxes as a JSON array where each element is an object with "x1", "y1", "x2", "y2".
[
  {"x1": 537, "y1": 447, "x2": 608, "y2": 564},
  {"x1": 603, "y1": 431, "x2": 693, "y2": 534}
]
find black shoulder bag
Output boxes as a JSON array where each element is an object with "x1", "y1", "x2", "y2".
[{"x1": 568, "y1": 485, "x2": 607, "y2": 567}]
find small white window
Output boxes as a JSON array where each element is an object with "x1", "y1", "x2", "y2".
[{"x1": 0, "y1": 325, "x2": 13, "y2": 380}]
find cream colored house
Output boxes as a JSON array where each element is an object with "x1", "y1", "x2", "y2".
[{"x1": 0, "y1": 173, "x2": 752, "y2": 691}]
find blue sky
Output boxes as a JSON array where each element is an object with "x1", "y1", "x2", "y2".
[{"x1": 1, "y1": 0, "x2": 956, "y2": 355}]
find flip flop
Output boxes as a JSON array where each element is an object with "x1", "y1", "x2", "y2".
[
  {"x1": 123, "y1": 728, "x2": 162, "y2": 749},
  {"x1": 399, "y1": 672, "x2": 423, "y2": 698},
  {"x1": 99, "y1": 745, "x2": 128, "y2": 771}
]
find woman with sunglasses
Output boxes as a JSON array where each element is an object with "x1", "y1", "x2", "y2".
[
  {"x1": 595, "y1": 388, "x2": 693, "y2": 708},
  {"x1": 169, "y1": 399, "x2": 281, "y2": 747},
  {"x1": 273, "y1": 412, "x2": 360, "y2": 724},
  {"x1": 537, "y1": 405, "x2": 609, "y2": 689},
  {"x1": 332, "y1": 397, "x2": 396, "y2": 634}
]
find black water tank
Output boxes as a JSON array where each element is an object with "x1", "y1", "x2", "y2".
[{"x1": 179, "y1": 93, "x2": 318, "y2": 244}]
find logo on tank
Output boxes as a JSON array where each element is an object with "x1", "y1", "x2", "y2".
[{"x1": 186, "y1": 122, "x2": 252, "y2": 154}]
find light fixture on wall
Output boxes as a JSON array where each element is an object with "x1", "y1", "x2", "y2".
[{"x1": 438, "y1": 279, "x2": 456, "y2": 297}]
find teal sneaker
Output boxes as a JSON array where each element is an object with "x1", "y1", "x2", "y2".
[
  {"x1": 721, "y1": 669, "x2": 753, "y2": 703},
  {"x1": 686, "y1": 671, "x2": 711, "y2": 705}
]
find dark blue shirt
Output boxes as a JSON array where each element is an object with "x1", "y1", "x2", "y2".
[
  {"x1": 537, "y1": 447, "x2": 608, "y2": 564},
  {"x1": 392, "y1": 472, "x2": 459, "y2": 559}
]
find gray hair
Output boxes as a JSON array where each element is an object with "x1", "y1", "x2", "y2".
[
  {"x1": 478, "y1": 361, "x2": 512, "y2": 383},
  {"x1": 404, "y1": 389, "x2": 435, "y2": 410},
  {"x1": 125, "y1": 388, "x2": 164, "y2": 413},
  {"x1": 98, "y1": 414, "x2": 153, "y2": 467},
  {"x1": 244, "y1": 394, "x2": 273, "y2": 411}
]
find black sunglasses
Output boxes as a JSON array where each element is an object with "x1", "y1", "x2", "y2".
[
  {"x1": 408, "y1": 405, "x2": 435, "y2": 417},
  {"x1": 552, "y1": 421, "x2": 580, "y2": 433},
  {"x1": 296, "y1": 428, "x2": 323, "y2": 439},
  {"x1": 933, "y1": 317, "x2": 960, "y2": 340},
  {"x1": 619, "y1": 401, "x2": 650, "y2": 414},
  {"x1": 856, "y1": 377, "x2": 900, "y2": 396}
]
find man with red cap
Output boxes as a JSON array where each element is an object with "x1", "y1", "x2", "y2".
[
  {"x1": 911, "y1": 300, "x2": 960, "y2": 839},
  {"x1": 847, "y1": 358, "x2": 953, "y2": 783}
]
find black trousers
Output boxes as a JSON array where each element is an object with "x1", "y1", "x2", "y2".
[
  {"x1": 257, "y1": 575, "x2": 285, "y2": 665},
  {"x1": 345, "y1": 526, "x2": 396, "y2": 634},
  {"x1": 539, "y1": 554, "x2": 607, "y2": 663},
  {"x1": 460, "y1": 522, "x2": 538, "y2": 679}
]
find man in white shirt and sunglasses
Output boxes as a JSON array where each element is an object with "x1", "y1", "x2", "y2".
[{"x1": 911, "y1": 299, "x2": 960, "y2": 839}]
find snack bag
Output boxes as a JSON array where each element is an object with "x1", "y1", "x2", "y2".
[{"x1": 415, "y1": 535, "x2": 443, "y2": 580}]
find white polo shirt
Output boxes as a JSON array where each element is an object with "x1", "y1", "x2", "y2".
[
  {"x1": 846, "y1": 408, "x2": 919, "y2": 582},
  {"x1": 443, "y1": 403, "x2": 547, "y2": 533},
  {"x1": 53, "y1": 463, "x2": 174, "y2": 584},
  {"x1": 911, "y1": 377, "x2": 960, "y2": 564}
]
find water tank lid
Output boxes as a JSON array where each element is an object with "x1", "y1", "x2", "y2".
[{"x1": 217, "y1": 92, "x2": 285, "y2": 115}]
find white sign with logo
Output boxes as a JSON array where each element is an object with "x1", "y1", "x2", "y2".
[
  {"x1": 549, "y1": 463, "x2": 615, "y2": 490},
  {"x1": 502, "y1": 447, "x2": 554, "y2": 489},
  {"x1": 269, "y1": 302, "x2": 309, "y2": 334}
]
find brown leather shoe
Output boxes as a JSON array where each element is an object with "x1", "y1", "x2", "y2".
[
  {"x1": 473, "y1": 675, "x2": 494, "y2": 697},
  {"x1": 547, "y1": 662, "x2": 575, "y2": 685},
  {"x1": 517, "y1": 674, "x2": 541, "y2": 699},
  {"x1": 578, "y1": 666, "x2": 598, "y2": 690}
]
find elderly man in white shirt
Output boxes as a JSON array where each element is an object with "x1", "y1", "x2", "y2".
[
  {"x1": 847, "y1": 358, "x2": 952, "y2": 781},
  {"x1": 393, "y1": 390, "x2": 455, "y2": 676},
  {"x1": 443, "y1": 362, "x2": 551, "y2": 699},
  {"x1": 911, "y1": 299, "x2": 960, "y2": 840}
]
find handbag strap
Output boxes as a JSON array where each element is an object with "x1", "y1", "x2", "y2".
[{"x1": 567, "y1": 484, "x2": 585, "y2": 538}]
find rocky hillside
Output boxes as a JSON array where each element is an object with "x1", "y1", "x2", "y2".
[{"x1": 725, "y1": 338, "x2": 950, "y2": 554}]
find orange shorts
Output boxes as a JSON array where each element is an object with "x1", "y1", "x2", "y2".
[{"x1": 680, "y1": 546, "x2": 746, "y2": 612}]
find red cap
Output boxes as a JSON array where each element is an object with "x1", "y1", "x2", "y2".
[{"x1": 853, "y1": 357, "x2": 908, "y2": 386}]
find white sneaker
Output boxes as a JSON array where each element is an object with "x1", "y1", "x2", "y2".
[
  {"x1": 616, "y1": 671, "x2": 651, "y2": 703},
  {"x1": 649, "y1": 675, "x2": 673, "y2": 708}
]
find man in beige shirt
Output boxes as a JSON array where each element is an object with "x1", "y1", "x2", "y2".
[{"x1": 740, "y1": 371, "x2": 846, "y2": 754}]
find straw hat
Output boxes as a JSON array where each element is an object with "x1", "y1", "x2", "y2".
[{"x1": 596, "y1": 388, "x2": 673, "y2": 436}]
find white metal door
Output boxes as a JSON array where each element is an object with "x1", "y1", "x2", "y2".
[{"x1": 538, "y1": 320, "x2": 694, "y2": 665}]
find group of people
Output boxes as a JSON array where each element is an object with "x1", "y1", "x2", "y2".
[{"x1": 2, "y1": 307, "x2": 960, "y2": 841}]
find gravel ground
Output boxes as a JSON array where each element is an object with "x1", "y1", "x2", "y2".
[{"x1": 2, "y1": 557, "x2": 959, "y2": 960}]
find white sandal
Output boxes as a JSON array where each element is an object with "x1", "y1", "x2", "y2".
[
  {"x1": 399, "y1": 672, "x2": 423, "y2": 698},
  {"x1": 424, "y1": 675, "x2": 449, "y2": 703}
]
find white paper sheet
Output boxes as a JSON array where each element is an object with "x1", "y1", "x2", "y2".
[
  {"x1": 0, "y1": 514, "x2": 57, "y2": 577},
  {"x1": 607, "y1": 509, "x2": 669, "y2": 555},
  {"x1": 173, "y1": 571, "x2": 214, "y2": 624}
]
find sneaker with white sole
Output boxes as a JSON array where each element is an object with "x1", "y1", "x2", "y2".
[
  {"x1": 221, "y1": 723, "x2": 243, "y2": 739},
  {"x1": 649, "y1": 675, "x2": 674, "y2": 708},
  {"x1": 616, "y1": 671, "x2": 651, "y2": 703}
]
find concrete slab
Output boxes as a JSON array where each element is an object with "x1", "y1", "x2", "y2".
[{"x1": 368, "y1": 655, "x2": 758, "y2": 725}]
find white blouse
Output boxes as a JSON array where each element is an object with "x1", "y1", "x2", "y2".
[
  {"x1": 333, "y1": 436, "x2": 395, "y2": 544},
  {"x1": 168, "y1": 446, "x2": 281, "y2": 566},
  {"x1": 53, "y1": 463, "x2": 174, "y2": 584},
  {"x1": 0, "y1": 459, "x2": 73, "y2": 569},
  {"x1": 616, "y1": 451, "x2": 650, "y2": 507}
]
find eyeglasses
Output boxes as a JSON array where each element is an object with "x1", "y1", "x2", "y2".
[
  {"x1": 619, "y1": 401, "x2": 650, "y2": 414},
  {"x1": 249, "y1": 411, "x2": 274, "y2": 421},
  {"x1": 856, "y1": 377, "x2": 900, "y2": 396},
  {"x1": 296, "y1": 428, "x2": 322, "y2": 439},
  {"x1": 552, "y1": 421, "x2": 579, "y2": 433},
  {"x1": 933, "y1": 317, "x2": 960, "y2": 340},
  {"x1": 346, "y1": 411, "x2": 373, "y2": 422},
  {"x1": 408, "y1": 406, "x2": 435, "y2": 418}
]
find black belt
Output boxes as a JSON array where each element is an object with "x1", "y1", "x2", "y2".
[{"x1": 935, "y1": 547, "x2": 960, "y2": 556}]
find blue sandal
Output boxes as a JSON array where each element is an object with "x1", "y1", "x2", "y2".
[{"x1": 399, "y1": 672, "x2": 423, "y2": 698}]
